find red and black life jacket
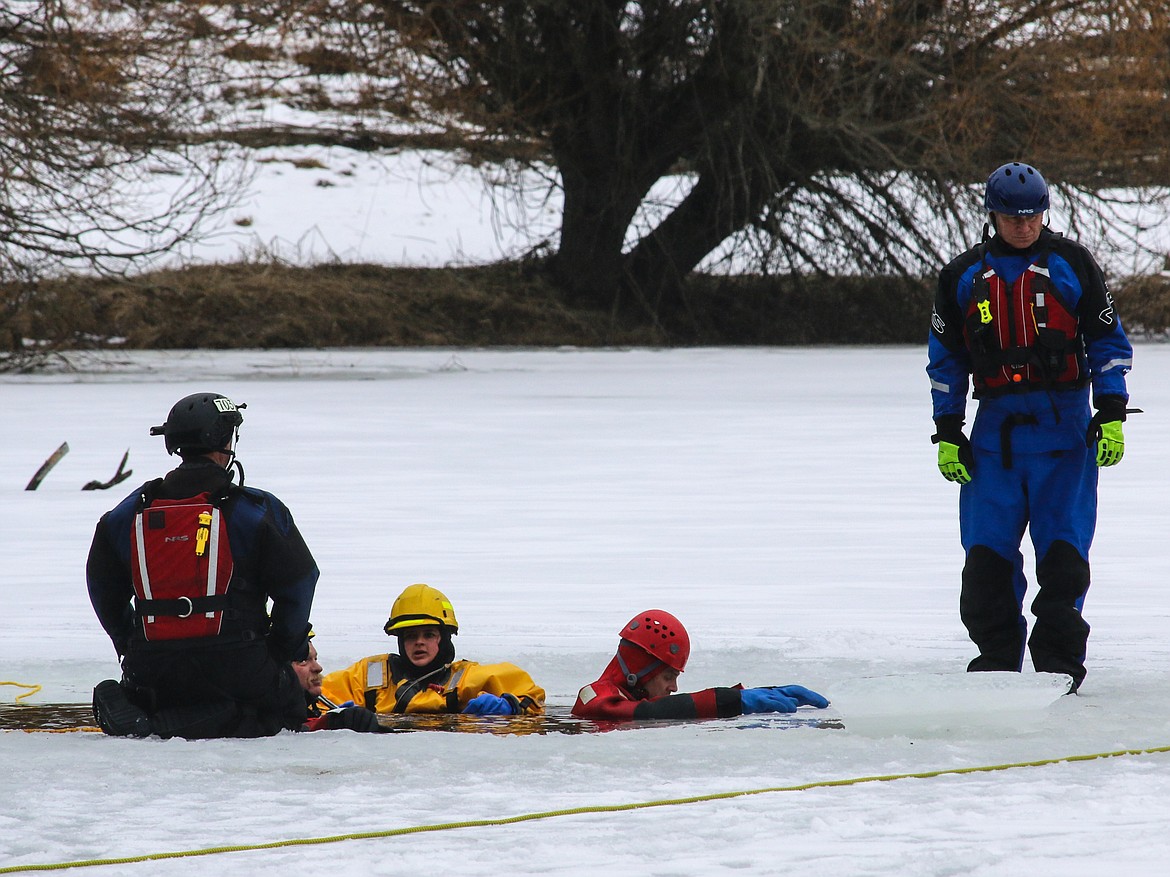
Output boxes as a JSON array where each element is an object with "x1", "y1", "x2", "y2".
[
  {"x1": 130, "y1": 491, "x2": 234, "y2": 642},
  {"x1": 962, "y1": 249, "x2": 1086, "y2": 397}
]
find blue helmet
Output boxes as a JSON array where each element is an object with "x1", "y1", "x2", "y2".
[{"x1": 984, "y1": 162, "x2": 1049, "y2": 215}]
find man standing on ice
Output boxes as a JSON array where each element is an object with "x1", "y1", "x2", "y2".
[
  {"x1": 927, "y1": 162, "x2": 1135, "y2": 692},
  {"x1": 87, "y1": 392, "x2": 319, "y2": 738}
]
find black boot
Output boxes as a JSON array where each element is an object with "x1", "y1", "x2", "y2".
[{"x1": 92, "y1": 680, "x2": 152, "y2": 738}]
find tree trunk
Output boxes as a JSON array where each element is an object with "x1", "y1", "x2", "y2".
[
  {"x1": 551, "y1": 159, "x2": 646, "y2": 311},
  {"x1": 621, "y1": 166, "x2": 773, "y2": 318}
]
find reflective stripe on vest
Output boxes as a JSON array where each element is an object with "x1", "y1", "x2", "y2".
[{"x1": 129, "y1": 494, "x2": 234, "y2": 642}]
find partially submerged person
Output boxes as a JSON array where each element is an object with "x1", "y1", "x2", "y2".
[
  {"x1": 293, "y1": 634, "x2": 326, "y2": 706},
  {"x1": 572, "y1": 610, "x2": 829, "y2": 721},
  {"x1": 320, "y1": 584, "x2": 545, "y2": 716},
  {"x1": 296, "y1": 633, "x2": 385, "y2": 733}
]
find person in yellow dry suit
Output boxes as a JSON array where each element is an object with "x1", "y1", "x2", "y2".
[{"x1": 319, "y1": 584, "x2": 545, "y2": 716}]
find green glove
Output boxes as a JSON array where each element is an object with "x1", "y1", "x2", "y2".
[
  {"x1": 932, "y1": 415, "x2": 973, "y2": 484},
  {"x1": 936, "y1": 441, "x2": 972, "y2": 483},
  {"x1": 1095, "y1": 420, "x2": 1125, "y2": 467},
  {"x1": 1085, "y1": 395, "x2": 1135, "y2": 468}
]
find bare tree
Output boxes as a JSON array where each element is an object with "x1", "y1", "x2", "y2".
[
  {"x1": 0, "y1": 1, "x2": 244, "y2": 358},
  {"x1": 8, "y1": 0, "x2": 1167, "y2": 351},
  {"x1": 249, "y1": 0, "x2": 1170, "y2": 316}
]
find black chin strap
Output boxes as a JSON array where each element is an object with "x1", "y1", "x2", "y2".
[
  {"x1": 229, "y1": 456, "x2": 245, "y2": 487},
  {"x1": 616, "y1": 641, "x2": 663, "y2": 691}
]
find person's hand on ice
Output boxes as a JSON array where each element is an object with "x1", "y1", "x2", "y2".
[
  {"x1": 322, "y1": 706, "x2": 384, "y2": 732},
  {"x1": 740, "y1": 688, "x2": 799, "y2": 714},
  {"x1": 766, "y1": 685, "x2": 829, "y2": 709},
  {"x1": 462, "y1": 693, "x2": 516, "y2": 715}
]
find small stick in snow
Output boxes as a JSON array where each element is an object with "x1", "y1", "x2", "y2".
[
  {"x1": 81, "y1": 450, "x2": 133, "y2": 491},
  {"x1": 25, "y1": 442, "x2": 69, "y2": 491}
]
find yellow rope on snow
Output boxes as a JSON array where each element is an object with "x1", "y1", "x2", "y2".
[
  {"x1": 2, "y1": 742, "x2": 1170, "y2": 874},
  {"x1": 0, "y1": 681, "x2": 97, "y2": 733},
  {"x1": 0, "y1": 682, "x2": 43, "y2": 704}
]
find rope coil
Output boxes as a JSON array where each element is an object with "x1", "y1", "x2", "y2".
[{"x1": 0, "y1": 682, "x2": 43, "y2": 704}]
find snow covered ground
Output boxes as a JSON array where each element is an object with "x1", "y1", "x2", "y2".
[
  {"x1": 151, "y1": 146, "x2": 1170, "y2": 277},
  {"x1": 153, "y1": 147, "x2": 560, "y2": 270},
  {"x1": 4, "y1": 344, "x2": 1170, "y2": 876}
]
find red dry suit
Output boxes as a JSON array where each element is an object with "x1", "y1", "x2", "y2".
[{"x1": 571, "y1": 654, "x2": 743, "y2": 721}]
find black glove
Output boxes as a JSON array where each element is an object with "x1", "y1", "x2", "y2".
[{"x1": 323, "y1": 706, "x2": 385, "y2": 733}]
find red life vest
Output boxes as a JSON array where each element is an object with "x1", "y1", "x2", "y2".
[
  {"x1": 130, "y1": 492, "x2": 234, "y2": 642},
  {"x1": 963, "y1": 250, "x2": 1085, "y2": 397}
]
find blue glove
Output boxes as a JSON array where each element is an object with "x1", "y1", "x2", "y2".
[
  {"x1": 462, "y1": 693, "x2": 515, "y2": 715},
  {"x1": 740, "y1": 688, "x2": 799, "y2": 714},
  {"x1": 768, "y1": 685, "x2": 830, "y2": 709}
]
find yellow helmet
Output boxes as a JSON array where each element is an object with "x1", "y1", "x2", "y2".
[{"x1": 384, "y1": 584, "x2": 459, "y2": 635}]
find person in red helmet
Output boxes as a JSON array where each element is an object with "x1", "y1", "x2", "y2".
[{"x1": 571, "y1": 610, "x2": 829, "y2": 721}]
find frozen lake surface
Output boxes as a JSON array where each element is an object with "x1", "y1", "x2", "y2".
[{"x1": 4, "y1": 345, "x2": 1170, "y2": 875}]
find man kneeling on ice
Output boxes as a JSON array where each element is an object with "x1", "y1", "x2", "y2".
[
  {"x1": 88, "y1": 393, "x2": 318, "y2": 740},
  {"x1": 320, "y1": 584, "x2": 545, "y2": 716},
  {"x1": 572, "y1": 610, "x2": 829, "y2": 722}
]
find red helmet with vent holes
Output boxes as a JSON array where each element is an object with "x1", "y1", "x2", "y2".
[{"x1": 619, "y1": 610, "x2": 690, "y2": 679}]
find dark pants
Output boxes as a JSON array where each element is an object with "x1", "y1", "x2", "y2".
[
  {"x1": 961, "y1": 541, "x2": 1091, "y2": 687},
  {"x1": 122, "y1": 640, "x2": 304, "y2": 738},
  {"x1": 958, "y1": 446, "x2": 1097, "y2": 689}
]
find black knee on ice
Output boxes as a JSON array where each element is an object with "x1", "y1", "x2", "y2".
[{"x1": 149, "y1": 701, "x2": 244, "y2": 740}]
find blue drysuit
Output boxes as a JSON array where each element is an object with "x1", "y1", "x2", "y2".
[{"x1": 927, "y1": 227, "x2": 1132, "y2": 688}]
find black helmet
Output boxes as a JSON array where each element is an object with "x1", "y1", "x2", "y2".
[{"x1": 150, "y1": 393, "x2": 245, "y2": 457}]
